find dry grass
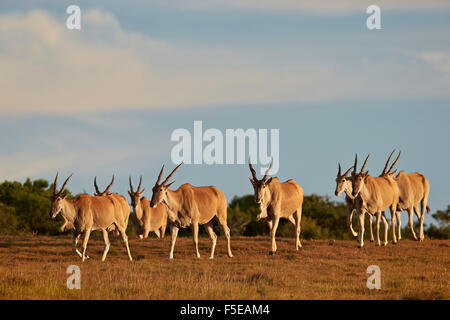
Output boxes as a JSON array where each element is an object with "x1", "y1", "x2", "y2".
[{"x1": 0, "y1": 235, "x2": 448, "y2": 300}]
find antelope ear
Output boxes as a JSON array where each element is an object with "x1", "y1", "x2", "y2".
[
  {"x1": 266, "y1": 177, "x2": 273, "y2": 185},
  {"x1": 138, "y1": 190, "x2": 145, "y2": 197},
  {"x1": 128, "y1": 190, "x2": 132, "y2": 196},
  {"x1": 248, "y1": 177, "x2": 255, "y2": 185},
  {"x1": 166, "y1": 181, "x2": 175, "y2": 189},
  {"x1": 364, "y1": 171, "x2": 369, "y2": 179},
  {"x1": 63, "y1": 193, "x2": 69, "y2": 199}
]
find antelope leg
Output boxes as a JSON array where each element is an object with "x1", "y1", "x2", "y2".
[
  {"x1": 391, "y1": 208, "x2": 397, "y2": 244},
  {"x1": 82, "y1": 228, "x2": 91, "y2": 262},
  {"x1": 358, "y1": 210, "x2": 365, "y2": 248},
  {"x1": 72, "y1": 233, "x2": 86, "y2": 259},
  {"x1": 349, "y1": 208, "x2": 358, "y2": 238},
  {"x1": 169, "y1": 224, "x2": 179, "y2": 259},
  {"x1": 192, "y1": 222, "x2": 200, "y2": 258},
  {"x1": 204, "y1": 221, "x2": 217, "y2": 259},
  {"x1": 396, "y1": 211, "x2": 402, "y2": 240},
  {"x1": 269, "y1": 216, "x2": 280, "y2": 254},
  {"x1": 408, "y1": 207, "x2": 418, "y2": 240},
  {"x1": 295, "y1": 209, "x2": 302, "y2": 250},
  {"x1": 101, "y1": 229, "x2": 110, "y2": 262},
  {"x1": 382, "y1": 214, "x2": 389, "y2": 246},
  {"x1": 375, "y1": 212, "x2": 381, "y2": 246},
  {"x1": 119, "y1": 227, "x2": 133, "y2": 261},
  {"x1": 218, "y1": 215, "x2": 233, "y2": 258},
  {"x1": 368, "y1": 214, "x2": 374, "y2": 242}
]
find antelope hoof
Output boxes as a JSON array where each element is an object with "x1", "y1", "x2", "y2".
[
  {"x1": 358, "y1": 244, "x2": 364, "y2": 249},
  {"x1": 269, "y1": 251, "x2": 276, "y2": 255},
  {"x1": 393, "y1": 241, "x2": 398, "y2": 245},
  {"x1": 369, "y1": 239, "x2": 374, "y2": 243},
  {"x1": 382, "y1": 242, "x2": 388, "y2": 246}
]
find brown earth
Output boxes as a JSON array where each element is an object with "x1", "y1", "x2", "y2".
[{"x1": 0, "y1": 235, "x2": 448, "y2": 299}]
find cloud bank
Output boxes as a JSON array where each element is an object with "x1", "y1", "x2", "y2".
[
  {"x1": 0, "y1": 9, "x2": 449, "y2": 115},
  {"x1": 163, "y1": 0, "x2": 450, "y2": 14}
]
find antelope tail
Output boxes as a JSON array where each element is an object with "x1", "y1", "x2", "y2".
[{"x1": 426, "y1": 205, "x2": 430, "y2": 214}]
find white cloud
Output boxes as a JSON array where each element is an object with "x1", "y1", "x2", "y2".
[
  {"x1": 0, "y1": 152, "x2": 76, "y2": 182},
  {"x1": 0, "y1": 9, "x2": 449, "y2": 116},
  {"x1": 0, "y1": 135, "x2": 165, "y2": 182},
  {"x1": 161, "y1": 0, "x2": 450, "y2": 13},
  {"x1": 416, "y1": 52, "x2": 450, "y2": 76},
  {"x1": 0, "y1": 9, "x2": 350, "y2": 114}
]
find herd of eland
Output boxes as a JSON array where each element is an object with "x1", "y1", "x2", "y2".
[{"x1": 48, "y1": 150, "x2": 430, "y2": 261}]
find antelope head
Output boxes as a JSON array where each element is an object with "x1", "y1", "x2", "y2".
[
  {"x1": 334, "y1": 163, "x2": 354, "y2": 196},
  {"x1": 248, "y1": 158, "x2": 273, "y2": 205},
  {"x1": 48, "y1": 172, "x2": 72, "y2": 219},
  {"x1": 128, "y1": 175, "x2": 145, "y2": 208},
  {"x1": 128, "y1": 176, "x2": 145, "y2": 237},
  {"x1": 351, "y1": 153, "x2": 370, "y2": 197},
  {"x1": 94, "y1": 175, "x2": 114, "y2": 196},
  {"x1": 150, "y1": 163, "x2": 182, "y2": 208}
]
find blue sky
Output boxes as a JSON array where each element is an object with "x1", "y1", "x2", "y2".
[{"x1": 1, "y1": 1, "x2": 449, "y2": 227}]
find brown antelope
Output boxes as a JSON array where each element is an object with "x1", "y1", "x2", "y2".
[
  {"x1": 381, "y1": 152, "x2": 431, "y2": 241},
  {"x1": 128, "y1": 176, "x2": 168, "y2": 239},
  {"x1": 351, "y1": 154, "x2": 399, "y2": 247},
  {"x1": 149, "y1": 163, "x2": 233, "y2": 259},
  {"x1": 337, "y1": 152, "x2": 401, "y2": 242},
  {"x1": 334, "y1": 164, "x2": 375, "y2": 242},
  {"x1": 94, "y1": 175, "x2": 130, "y2": 237},
  {"x1": 248, "y1": 159, "x2": 303, "y2": 254},
  {"x1": 48, "y1": 173, "x2": 133, "y2": 262}
]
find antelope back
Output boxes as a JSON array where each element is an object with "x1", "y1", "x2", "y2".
[
  {"x1": 177, "y1": 184, "x2": 227, "y2": 224},
  {"x1": 361, "y1": 175, "x2": 399, "y2": 211}
]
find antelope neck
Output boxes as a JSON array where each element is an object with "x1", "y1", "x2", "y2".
[
  {"x1": 61, "y1": 199, "x2": 77, "y2": 223},
  {"x1": 164, "y1": 189, "x2": 180, "y2": 213}
]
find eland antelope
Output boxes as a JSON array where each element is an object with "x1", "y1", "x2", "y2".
[
  {"x1": 335, "y1": 164, "x2": 375, "y2": 242},
  {"x1": 248, "y1": 159, "x2": 304, "y2": 254},
  {"x1": 94, "y1": 175, "x2": 130, "y2": 237},
  {"x1": 381, "y1": 152, "x2": 430, "y2": 241},
  {"x1": 351, "y1": 154, "x2": 399, "y2": 248},
  {"x1": 48, "y1": 173, "x2": 133, "y2": 262},
  {"x1": 128, "y1": 176, "x2": 168, "y2": 239},
  {"x1": 149, "y1": 163, "x2": 233, "y2": 259},
  {"x1": 337, "y1": 151, "x2": 403, "y2": 242}
]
